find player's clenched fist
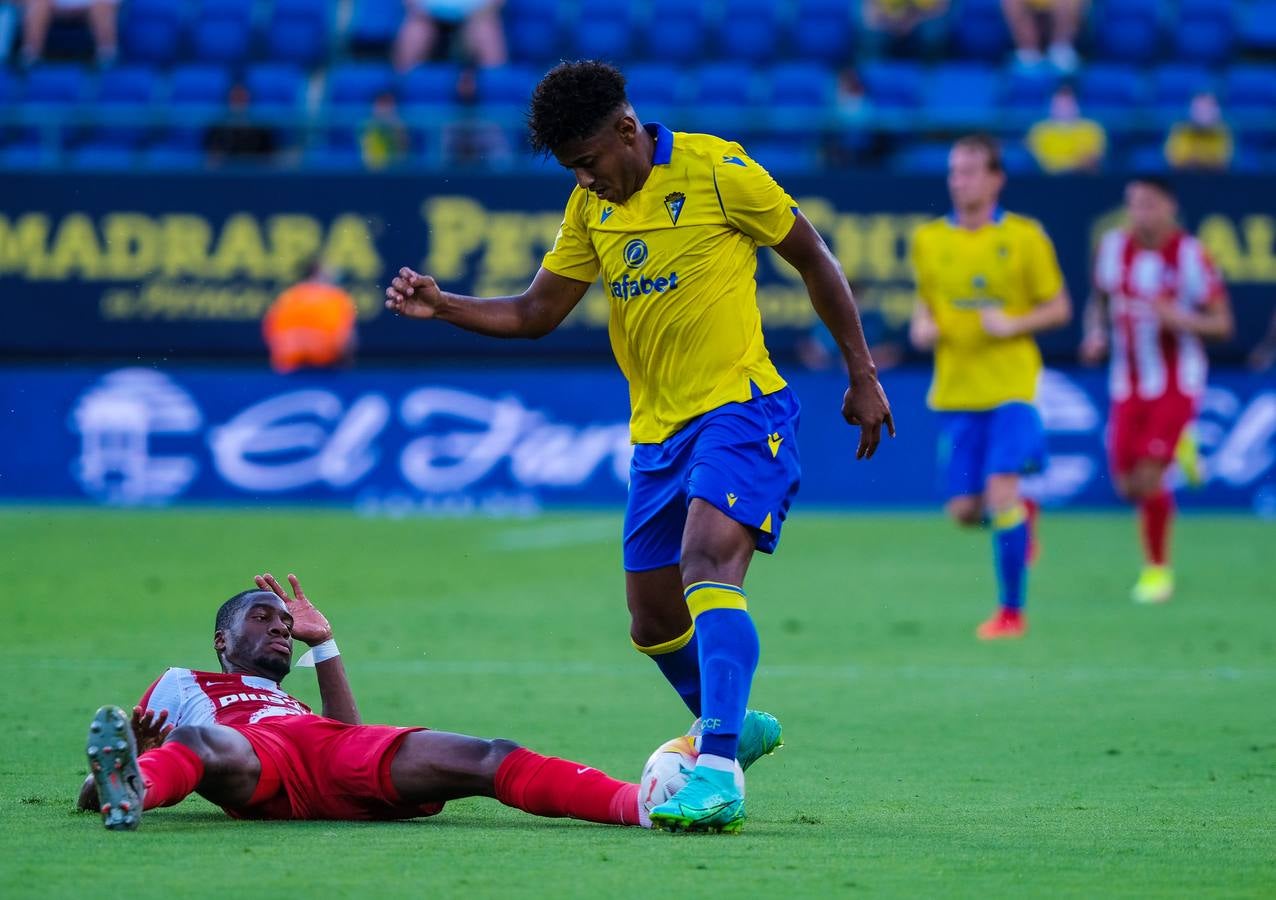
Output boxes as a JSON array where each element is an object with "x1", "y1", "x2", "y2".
[{"x1": 385, "y1": 267, "x2": 444, "y2": 319}]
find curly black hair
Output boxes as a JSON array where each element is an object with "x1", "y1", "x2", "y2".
[{"x1": 528, "y1": 60, "x2": 628, "y2": 156}]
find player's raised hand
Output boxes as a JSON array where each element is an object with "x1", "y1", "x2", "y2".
[
  {"x1": 1079, "y1": 332, "x2": 1108, "y2": 365},
  {"x1": 385, "y1": 267, "x2": 444, "y2": 320},
  {"x1": 131, "y1": 706, "x2": 173, "y2": 752},
  {"x1": 255, "y1": 572, "x2": 333, "y2": 646},
  {"x1": 842, "y1": 379, "x2": 896, "y2": 460}
]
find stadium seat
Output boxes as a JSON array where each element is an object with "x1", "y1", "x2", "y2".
[
  {"x1": 245, "y1": 64, "x2": 307, "y2": 113},
  {"x1": 1174, "y1": 3, "x2": 1235, "y2": 66},
  {"x1": 1239, "y1": 0, "x2": 1276, "y2": 52},
  {"x1": 689, "y1": 63, "x2": 755, "y2": 107},
  {"x1": 1150, "y1": 65, "x2": 1214, "y2": 121},
  {"x1": 504, "y1": 0, "x2": 561, "y2": 62},
  {"x1": 767, "y1": 63, "x2": 833, "y2": 108},
  {"x1": 641, "y1": 0, "x2": 706, "y2": 64},
  {"x1": 23, "y1": 65, "x2": 87, "y2": 105},
  {"x1": 399, "y1": 64, "x2": 461, "y2": 107},
  {"x1": 348, "y1": 0, "x2": 403, "y2": 52},
  {"x1": 790, "y1": 10, "x2": 854, "y2": 63},
  {"x1": 171, "y1": 64, "x2": 232, "y2": 108},
  {"x1": 1224, "y1": 64, "x2": 1276, "y2": 118},
  {"x1": 949, "y1": 0, "x2": 1011, "y2": 60},
  {"x1": 1078, "y1": 64, "x2": 1146, "y2": 123},
  {"x1": 475, "y1": 65, "x2": 538, "y2": 108},
  {"x1": 0, "y1": 142, "x2": 58, "y2": 168},
  {"x1": 327, "y1": 62, "x2": 396, "y2": 107},
  {"x1": 305, "y1": 144, "x2": 366, "y2": 171},
  {"x1": 714, "y1": 0, "x2": 781, "y2": 63},
  {"x1": 624, "y1": 63, "x2": 683, "y2": 108},
  {"x1": 1000, "y1": 142, "x2": 1038, "y2": 175},
  {"x1": 572, "y1": 8, "x2": 634, "y2": 62},
  {"x1": 1125, "y1": 143, "x2": 1169, "y2": 173},
  {"x1": 67, "y1": 143, "x2": 137, "y2": 170},
  {"x1": 1093, "y1": 1, "x2": 1161, "y2": 64},
  {"x1": 120, "y1": 2, "x2": 182, "y2": 65},
  {"x1": 192, "y1": 17, "x2": 251, "y2": 64},
  {"x1": 891, "y1": 143, "x2": 951, "y2": 174},
  {"x1": 0, "y1": 70, "x2": 16, "y2": 106},
  {"x1": 140, "y1": 144, "x2": 206, "y2": 169},
  {"x1": 266, "y1": 3, "x2": 330, "y2": 68},
  {"x1": 744, "y1": 138, "x2": 818, "y2": 174},
  {"x1": 1002, "y1": 65, "x2": 1060, "y2": 115},
  {"x1": 925, "y1": 64, "x2": 1000, "y2": 126},
  {"x1": 860, "y1": 61, "x2": 924, "y2": 110},
  {"x1": 92, "y1": 66, "x2": 158, "y2": 148}
]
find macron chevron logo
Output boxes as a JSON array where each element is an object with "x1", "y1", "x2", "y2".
[
  {"x1": 601, "y1": 207, "x2": 615, "y2": 223},
  {"x1": 722, "y1": 155, "x2": 747, "y2": 167}
]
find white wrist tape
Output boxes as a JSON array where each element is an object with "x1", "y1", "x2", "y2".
[{"x1": 296, "y1": 639, "x2": 340, "y2": 667}]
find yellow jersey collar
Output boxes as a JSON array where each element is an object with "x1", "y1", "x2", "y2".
[{"x1": 947, "y1": 205, "x2": 1006, "y2": 228}]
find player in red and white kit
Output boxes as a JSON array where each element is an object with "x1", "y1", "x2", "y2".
[
  {"x1": 1081, "y1": 176, "x2": 1233, "y2": 603},
  {"x1": 79, "y1": 573, "x2": 651, "y2": 830}
]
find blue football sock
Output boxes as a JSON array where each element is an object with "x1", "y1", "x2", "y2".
[
  {"x1": 645, "y1": 629, "x2": 702, "y2": 716},
  {"x1": 685, "y1": 583, "x2": 759, "y2": 761},
  {"x1": 992, "y1": 504, "x2": 1029, "y2": 611}
]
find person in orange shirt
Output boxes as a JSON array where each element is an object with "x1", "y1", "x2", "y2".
[{"x1": 263, "y1": 266, "x2": 358, "y2": 374}]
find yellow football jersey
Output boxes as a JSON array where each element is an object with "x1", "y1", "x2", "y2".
[
  {"x1": 911, "y1": 210, "x2": 1064, "y2": 411},
  {"x1": 542, "y1": 124, "x2": 794, "y2": 444}
]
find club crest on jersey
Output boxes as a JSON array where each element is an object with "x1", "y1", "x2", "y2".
[
  {"x1": 624, "y1": 239, "x2": 649, "y2": 267},
  {"x1": 664, "y1": 191, "x2": 686, "y2": 225}
]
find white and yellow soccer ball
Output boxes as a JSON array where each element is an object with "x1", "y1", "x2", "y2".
[{"x1": 638, "y1": 735, "x2": 746, "y2": 813}]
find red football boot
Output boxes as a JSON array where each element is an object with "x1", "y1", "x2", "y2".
[{"x1": 976, "y1": 608, "x2": 1027, "y2": 640}]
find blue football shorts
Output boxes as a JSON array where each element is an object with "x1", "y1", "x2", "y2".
[
  {"x1": 937, "y1": 401, "x2": 1045, "y2": 499},
  {"x1": 623, "y1": 386, "x2": 802, "y2": 572}
]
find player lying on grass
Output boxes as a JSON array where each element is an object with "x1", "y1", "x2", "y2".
[{"x1": 79, "y1": 573, "x2": 761, "y2": 832}]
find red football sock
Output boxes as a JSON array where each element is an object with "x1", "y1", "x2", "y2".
[
  {"x1": 138, "y1": 742, "x2": 205, "y2": 810},
  {"x1": 1140, "y1": 490, "x2": 1173, "y2": 566},
  {"x1": 494, "y1": 748, "x2": 641, "y2": 826},
  {"x1": 1023, "y1": 497, "x2": 1041, "y2": 565}
]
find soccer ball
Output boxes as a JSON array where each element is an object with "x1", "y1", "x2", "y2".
[{"x1": 638, "y1": 734, "x2": 745, "y2": 813}]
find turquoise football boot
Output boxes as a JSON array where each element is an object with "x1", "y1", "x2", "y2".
[
  {"x1": 687, "y1": 709, "x2": 784, "y2": 771},
  {"x1": 86, "y1": 705, "x2": 145, "y2": 831},
  {"x1": 648, "y1": 766, "x2": 746, "y2": 833}
]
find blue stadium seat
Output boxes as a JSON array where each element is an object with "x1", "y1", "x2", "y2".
[
  {"x1": 892, "y1": 143, "x2": 951, "y2": 174},
  {"x1": 348, "y1": 0, "x2": 403, "y2": 50},
  {"x1": 197, "y1": 0, "x2": 255, "y2": 17},
  {"x1": 67, "y1": 143, "x2": 137, "y2": 170},
  {"x1": 573, "y1": 9, "x2": 634, "y2": 62},
  {"x1": 1078, "y1": 64, "x2": 1146, "y2": 122},
  {"x1": 624, "y1": 63, "x2": 683, "y2": 107},
  {"x1": 305, "y1": 144, "x2": 366, "y2": 171},
  {"x1": 1001, "y1": 142, "x2": 1038, "y2": 175},
  {"x1": 715, "y1": 0, "x2": 781, "y2": 63},
  {"x1": 475, "y1": 65, "x2": 538, "y2": 107},
  {"x1": 245, "y1": 64, "x2": 307, "y2": 113},
  {"x1": 0, "y1": 142, "x2": 58, "y2": 168},
  {"x1": 140, "y1": 145, "x2": 205, "y2": 169},
  {"x1": 642, "y1": 0, "x2": 706, "y2": 64},
  {"x1": 1093, "y1": 2, "x2": 1161, "y2": 64},
  {"x1": 171, "y1": 65, "x2": 232, "y2": 107},
  {"x1": 1224, "y1": 64, "x2": 1276, "y2": 118},
  {"x1": 192, "y1": 17, "x2": 251, "y2": 63},
  {"x1": 744, "y1": 138, "x2": 818, "y2": 174},
  {"x1": 506, "y1": 14, "x2": 559, "y2": 63},
  {"x1": 327, "y1": 63, "x2": 396, "y2": 107},
  {"x1": 689, "y1": 63, "x2": 755, "y2": 106},
  {"x1": 1151, "y1": 65, "x2": 1214, "y2": 120},
  {"x1": 267, "y1": 5, "x2": 330, "y2": 67},
  {"x1": 949, "y1": 0, "x2": 1011, "y2": 61},
  {"x1": 399, "y1": 64, "x2": 461, "y2": 106},
  {"x1": 1002, "y1": 65, "x2": 1060, "y2": 114},
  {"x1": 1239, "y1": 0, "x2": 1276, "y2": 52},
  {"x1": 925, "y1": 64, "x2": 1000, "y2": 126},
  {"x1": 23, "y1": 65, "x2": 87, "y2": 105},
  {"x1": 92, "y1": 66, "x2": 158, "y2": 148},
  {"x1": 790, "y1": 11, "x2": 853, "y2": 63},
  {"x1": 1174, "y1": 4, "x2": 1235, "y2": 65},
  {"x1": 1125, "y1": 143, "x2": 1169, "y2": 173},
  {"x1": 860, "y1": 61, "x2": 924, "y2": 110},
  {"x1": 120, "y1": 3, "x2": 182, "y2": 65},
  {"x1": 0, "y1": 70, "x2": 17, "y2": 105},
  {"x1": 766, "y1": 63, "x2": 833, "y2": 108}
]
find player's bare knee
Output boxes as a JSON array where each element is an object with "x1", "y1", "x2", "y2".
[
  {"x1": 946, "y1": 498, "x2": 982, "y2": 527},
  {"x1": 484, "y1": 739, "x2": 521, "y2": 775}
]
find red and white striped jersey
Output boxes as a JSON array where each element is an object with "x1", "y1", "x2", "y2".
[
  {"x1": 139, "y1": 668, "x2": 313, "y2": 728},
  {"x1": 1093, "y1": 228, "x2": 1226, "y2": 401}
]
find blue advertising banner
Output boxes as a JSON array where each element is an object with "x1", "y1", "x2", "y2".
[
  {"x1": 1, "y1": 366, "x2": 1272, "y2": 513},
  {"x1": 1, "y1": 173, "x2": 1274, "y2": 362}
]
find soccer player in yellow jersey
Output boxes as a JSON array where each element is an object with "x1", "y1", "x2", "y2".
[
  {"x1": 909, "y1": 135, "x2": 1071, "y2": 640},
  {"x1": 385, "y1": 61, "x2": 894, "y2": 831}
]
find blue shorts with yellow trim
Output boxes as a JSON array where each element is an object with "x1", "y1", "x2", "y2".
[
  {"x1": 938, "y1": 401, "x2": 1045, "y2": 499},
  {"x1": 623, "y1": 387, "x2": 802, "y2": 572}
]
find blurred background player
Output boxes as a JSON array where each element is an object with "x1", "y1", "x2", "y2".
[
  {"x1": 909, "y1": 134, "x2": 1071, "y2": 640},
  {"x1": 1080, "y1": 176, "x2": 1233, "y2": 604},
  {"x1": 386, "y1": 60, "x2": 893, "y2": 831},
  {"x1": 262, "y1": 262, "x2": 359, "y2": 374},
  {"x1": 81, "y1": 573, "x2": 651, "y2": 830}
]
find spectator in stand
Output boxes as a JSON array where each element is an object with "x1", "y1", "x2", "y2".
[
  {"x1": 1026, "y1": 84, "x2": 1106, "y2": 173},
  {"x1": 1003, "y1": 0, "x2": 1083, "y2": 73},
  {"x1": 393, "y1": 0, "x2": 507, "y2": 73},
  {"x1": 263, "y1": 262, "x2": 359, "y2": 374},
  {"x1": 442, "y1": 65, "x2": 512, "y2": 168},
  {"x1": 860, "y1": 0, "x2": 950, "y2": 58},
  {"x1": 1165, "y1": 91, "x2": 1233, "y2": 172},
  {"x1": 203, "y1": 82, "x2": 279, "y2": 166},
  {"x1": 361, "y1": 91, "x2": 410, "y2": 170},
  {"x1": 19, "y1": 0, "x2": 118, "y2": 66}
]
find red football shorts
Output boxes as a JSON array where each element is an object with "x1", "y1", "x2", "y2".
[
  {"x1": 1109, "y1": 391, "x2": 1195, "y2": 476},
  {"x1": 226, "y1": 716, "x2": 444, "y2": 821}
]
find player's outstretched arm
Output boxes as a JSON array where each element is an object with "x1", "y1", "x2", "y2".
[
  {"x1": 256, "y1": 573, "x2": 361, "y2": 725},
  {"x1": 774, "y1": 213, "x2": 896, "y2": 460},
  {"x1": 384, "y1": 266, "x2": 591, "y2": 339}
]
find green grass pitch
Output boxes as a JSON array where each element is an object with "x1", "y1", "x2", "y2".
[{"x1": 0, "y1": 507, "x2": 1272, "y2": 898}]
